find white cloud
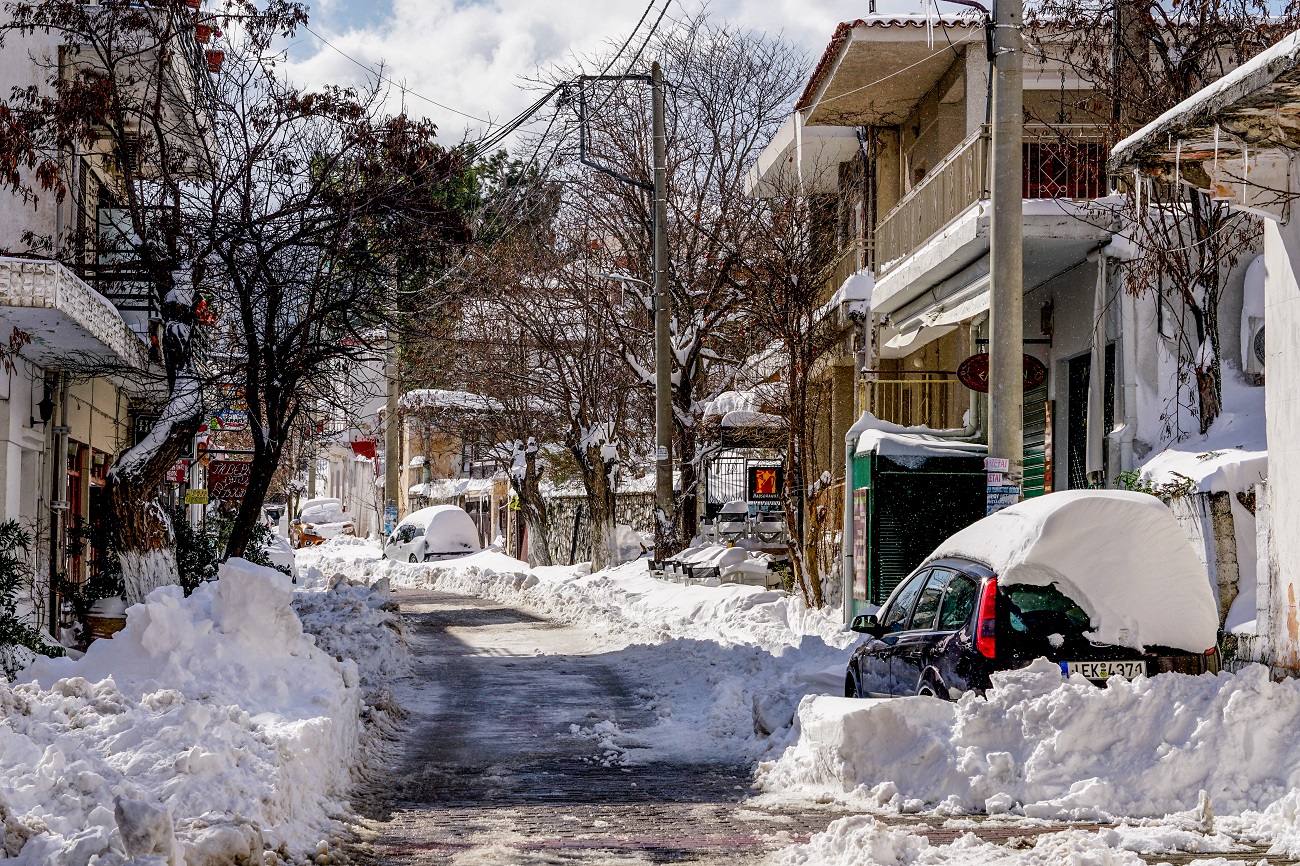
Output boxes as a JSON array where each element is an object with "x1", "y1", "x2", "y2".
[{"x1": 286, "y1": 0, "x2": 923, "y2": 142}]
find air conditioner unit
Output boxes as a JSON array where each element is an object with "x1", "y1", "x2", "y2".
[{"x1": 1246, "y1": 316, "x2": 1266, "y2": 378}]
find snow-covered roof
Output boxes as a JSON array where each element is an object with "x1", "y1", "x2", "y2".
[
  {"x1": 927, "y1": 490, "x2": 1219, "y2": 653},
  {"x1": 1110, "y1": 29, "x2": 1300, "y2": 174},
  {"x1": 399, "y1": 389, "x2": 502, "y2": 413},
  {"x1": 853, "y1": 412, "x2": 984, "y2": 458},
  {"x1": 409, "y1": 477, "x2": 496, "y2": 500}
]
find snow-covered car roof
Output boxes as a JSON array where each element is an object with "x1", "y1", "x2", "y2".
[
  {"x1": 396, "y1": 505, "x2": 482, "y2": 554},
  {"x1": 926, "y1": 490, "x2": 1218, "y2": 654},
  {"x1": 298, "y1": 498, "x2": 347, "y2": 524}
]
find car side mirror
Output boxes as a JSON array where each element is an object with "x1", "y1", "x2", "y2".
[{"x1": 851, "y1": 614, "x2": 885, "y2": 637}]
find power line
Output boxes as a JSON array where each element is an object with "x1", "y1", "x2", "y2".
[{"x1": 302, "y1": 23, "x2": 493, "y2": 126}]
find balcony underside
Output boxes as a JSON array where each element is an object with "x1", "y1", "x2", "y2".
[
  {"x1": 871, "y1": 198, "x2": 1113, "y2": 319},
  {"x1": 0, "y1": 258, "x2": 150, "y2": 377}
]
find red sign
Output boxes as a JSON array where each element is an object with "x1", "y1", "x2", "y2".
[
  {"x1": 957, "y1": 353, "x2": 1048, "y2": 393},
  {"x1": 208, "y1": 460, "x2": 253, "y2": 501},
  {"x1": 167, "y1": 459, "x2": 189, "y2": 484}
]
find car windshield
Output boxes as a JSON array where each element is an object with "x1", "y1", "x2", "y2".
[{"x1": 1002, "y1": 584, "x2": 1092, "y2": 634}]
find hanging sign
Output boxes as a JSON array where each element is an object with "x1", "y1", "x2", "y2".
[
  {"x1": 208, "y1": 460, "x2": 253, "y2": 501},
  {"x1": 957, "y1": 353, "x2": 1048, "y2": 393},
  {"x1": 184, "y1": 489, "x2": 209, "y2": 505}
]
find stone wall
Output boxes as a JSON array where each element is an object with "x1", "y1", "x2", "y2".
[{"x1": 536, "y1": 493, "x2": 656, "y2": 566}]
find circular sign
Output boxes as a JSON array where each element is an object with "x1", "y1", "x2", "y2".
[{"x1": 957, "y1": 353, "x2": 1048, "y2": 393}]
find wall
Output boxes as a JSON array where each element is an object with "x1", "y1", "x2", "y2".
[
  {"x1": 1262, "y1": 215, "x2": 1300, "y2": 673},
  {"x1": 0, "y1": 30, "x2": 59, "y2": 255},
  {"x1": 539, "y1": 492, "x2": 655, "y2": 567}
]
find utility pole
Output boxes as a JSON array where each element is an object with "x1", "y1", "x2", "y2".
[
  {"x1": 651, "y1": 61, "x2": 673, "y2": 531},
  {"x1": 383, "y1": 332, "x2": 400, "y2": 535},
  {"x1": 988, "y1": 0, "x2": 1024, "y2": 496}
]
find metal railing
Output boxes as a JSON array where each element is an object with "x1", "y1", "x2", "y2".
[
  {"x1": 875, "y1": 124, "x2": 1106, "y2": 275},
  {"x1": 860, "y1": 374, "x2": 964, "y2": 430},
  {"x1": 822, "y1": 238, "x2": 873, "y2": 302}
]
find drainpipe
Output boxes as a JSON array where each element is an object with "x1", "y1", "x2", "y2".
[
  {"x1": 46, "y1": 373, "x2": 69, "y2": 636},
  {"x1": 1117, "y1": 261, "x2": 1138, "y2": 472}
]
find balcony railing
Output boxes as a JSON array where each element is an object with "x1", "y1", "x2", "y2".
[
  {"x1": 822, "y1": 238, "x2": 871, "y2": 302},
  {"x1": 859, "y1": 373, "x2": 964, "y2": 430},
  {"x1": 875, "y1": 124, "x2": 1106, "y2": 275}
]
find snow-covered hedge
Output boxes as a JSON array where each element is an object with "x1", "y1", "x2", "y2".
[{"x1": 0, "y1": 558, "x2": 403, "y2": 865}]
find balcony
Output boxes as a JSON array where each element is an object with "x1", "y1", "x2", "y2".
[
  {"x1": 875, "y1": 125, "x2": 1107, "y2": 275},
  {"x1": 0, "y1": 257, "x2": 150, "y2": 371},
  {"x1": 822, "y1": 238, "x2": 872, "y2": 302},
  {"x1": 860, "y1": 372, "x2": 965, "y2": 430}
]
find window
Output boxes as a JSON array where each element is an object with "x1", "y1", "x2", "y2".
[
  {"x1": 908, "y1": 570, "x2": 951, "y2": 631},
  {"x1": 881, "y1": 571, "x2": 928, "y2": 632},
  {"x1": 938, "y1": 574, "x2": 978, "y2": 630},
  {"x1": 1003, "y1": 584, "x2": 1091, "y2": 634}
]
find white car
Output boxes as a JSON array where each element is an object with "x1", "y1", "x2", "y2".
[{"x1": 385, "y1": 505, "x2": 482, "y2": 563}]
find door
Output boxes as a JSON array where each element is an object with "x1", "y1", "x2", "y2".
[
  {"x1": 1066, "y1": 345, "x2": 1115, "y2": 489},
  {"x1": 890, "y1": 569, "x2": 952, "y2": 694},
  {"x1": 857, "y1": 569, "x2": 929, "y2": 697}
]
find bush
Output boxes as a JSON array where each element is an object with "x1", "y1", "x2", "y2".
[{"x1": 0, "y1": 520, "x2": 62, "y2": 679}]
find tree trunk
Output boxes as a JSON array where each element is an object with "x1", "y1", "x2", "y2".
[
  {"x1": 224, "y1": 443, "x2": 282, "y2": 560},
  {"x1": 512, "y1": 444, "x2": 553, "y2": 567},
  {"x1": 105, "y1": 377, "x2": 203, "y2": 604},
  {"x1": 578, "y1": 443, "x2": 618, "y2": 571},
  {"x1": 782, "y1": 353, "x2": 823, "y2": 608}
]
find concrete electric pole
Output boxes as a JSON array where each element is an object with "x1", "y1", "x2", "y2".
[
  {"x1": 988, "y1": 0, "x2": 1025, "y2": 494},
  {"x1": 384, "y1": 332, "x2": 400, "y2": 534},
  {"x1": 651, "y1": 61, "x2": 673, "y2": 528}
]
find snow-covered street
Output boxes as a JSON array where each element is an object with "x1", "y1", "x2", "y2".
[{"x1": 290, "y1": 539, "x2": 1297, "y2": 866}]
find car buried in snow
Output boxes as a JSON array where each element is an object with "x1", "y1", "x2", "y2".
[
  {"x1": 290, "y1": 497, "x2": 355, "y2": 548},
  {"x1": 384, "y1": 505, "x2": 482, "y2": 563},
  {"x1": 845, "y1": 490, "x2": 1222, "y2": 700}
]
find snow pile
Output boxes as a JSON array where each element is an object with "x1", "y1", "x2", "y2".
[
  {"x1": 672, "y1": 543, "x2": 774, "y2": 579},
  {"x1": 2, "y1": 558, "x2": 400, "y2": 865},
  {"x1": 1139, "y1": 368, "x2": 1267, "y2": 496},
  {"x1": 758, "y1": 659, "x2": 1300, "y2": 829},
  {"x1": 300, "y1": 540, "x2": 853, "y2": 761},
  {"x1": 928, "y1": 491, "x2": 1219, "y2": 653}
]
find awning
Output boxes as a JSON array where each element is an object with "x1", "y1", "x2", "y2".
[
  {"x1": 879, "y1": 280, "x2": 990, "y2": 359},
  {"x1": 350, "y1": 439, "x2": 377, "y2": 459}
]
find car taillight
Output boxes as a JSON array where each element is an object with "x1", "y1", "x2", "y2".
[{"x1": 976, "y1": 578, "x2": 997, "y2": 658}]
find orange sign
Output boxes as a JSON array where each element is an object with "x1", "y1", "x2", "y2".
[{"x1": 747, "y1": 465, "x2": 783, "y2": 501}]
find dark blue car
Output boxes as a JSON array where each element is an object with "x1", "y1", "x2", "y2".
[{"x1": 845, "y1": 556, "x2": 1219, "y2": 700}]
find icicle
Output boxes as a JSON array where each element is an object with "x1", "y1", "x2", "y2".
[
  {"x1": 1242, "y1": 140, "x2": 1249, "y2": 203},
  {"x1": 1134, "y1": 169, "x2": 1141, "y2": 214},
  {"x1": 1174, "y1": 139, "x2": 1181, "y2": 189},
  {"x1": 1213, "y1": 124, "x2": 1220, "y2": 178},
  {"x1": 925, "y1": 0, "x2": 936, "y2": 48}
]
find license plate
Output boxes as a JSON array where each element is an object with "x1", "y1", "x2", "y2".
[{"x1": 1061, "y1": 660, "x2": 1146, "y2": 680}]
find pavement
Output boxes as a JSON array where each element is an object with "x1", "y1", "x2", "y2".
[{"x1": 342, "y1": 588, "x2": 1291, "y2": 866}]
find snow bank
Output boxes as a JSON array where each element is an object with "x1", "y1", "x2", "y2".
[
  {"x1": 928, "y1": 491, "x2": 1218, "y2": 653},
  {"x1": 2, "y1": 558, "x2": 402, "y2": 865},
  {"x1": 300, "y1": 539, "x2": 853, "y2": 762},
  {"x1": 759, "y1": 659, "x2": 1300, "y2": 828},
  {"x1": 853, "y1": 412, "x2": 985, "y2": 458}
]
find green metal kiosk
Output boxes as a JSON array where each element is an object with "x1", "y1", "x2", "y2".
[{"x1": 849, "y1": 431, "x2": 988, "y2": 617}]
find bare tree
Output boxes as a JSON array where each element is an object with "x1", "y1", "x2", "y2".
[
  {"x1": 1027, "y1": 0, "x2": 1295, "y2": 433},
  {"x1": 538, "y1": 12, "x2": 806, "y2": 553}
]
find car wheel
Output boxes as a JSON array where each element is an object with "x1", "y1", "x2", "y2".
[
  {"x1": 917, "y1": 675, "x2": 946, "y2": 700},
  {"x1": 844, "y1": 670, "x2": 860, "y2": 699}
]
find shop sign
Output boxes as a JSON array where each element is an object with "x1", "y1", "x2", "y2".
[
  {"x1": 208, "y1": 460, "x2": 253, "y2": 501},
  {"x1": 746, "y1": 465, "x2": 783, "y2": 502},
  {"x1": 167, "y1": 459, "x2": 189, "y2": 484},
  {"x1": 184, "y1": 489, "x2": 209, "y2": 505},
  {"x1": 133, "y1": 413, "x2": 160, "y2": 445},
  {"x1": 957, "y1": 353, "x2": 1048, "y2": 393}
]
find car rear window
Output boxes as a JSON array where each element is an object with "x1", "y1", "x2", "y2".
[{"x1": 1003, "y1": 584, "x2": 1092, "y2": 634}]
